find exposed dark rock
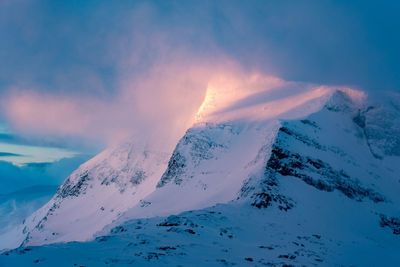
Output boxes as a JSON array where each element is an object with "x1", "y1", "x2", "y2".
[
  {"x1": 259, "y1": 245, "x2": 274, "y2": 250},
  {"x1": 157, "y1": 125, "x2": 227, "y2": 187},
  {"x1": 56, "y1": 171, "x2": 90, "y2": 198},
  {"x1": 96, "y1": 236, "x2": 109, "y2": 242},
  {"x1": 184, "y1": 229, "x2": 196, "y2": 234},
  {"x1": 157, "y1": 152, "x2": 186, "y2": 187},
  {"x1": 245, "y1": 169, "x2": 295, "y2": 211},
  {"x1": 157, "y1": 216, "x2": 181, "y2": 227},
  {"x1": 380, "y1": 214, "x2": 400, "y2": 235},
  {"x1": 279, "y1": 126, "x2": 323, "y2": 150},
  {"x1": 267, "y1": 144, "x2": 384, "y2": 203},
  {"x1": 144, "y1": 252, "x2": 164, "y2": 261},
  {"x1": 139, "y1": 200, "x2": 151, "y2": 207},
  {"x1": 241, "y1": 117, "x2": 386, "y2": 212},
  {"x1": 110, "y1": 226, "x2": 126, "y2": 234},
  {"x1": 157, "y1": 246, "x2": 177, "y2": 251},
  {"x1": 251, "y1": 192, "x2": 272, "y2": 209},
  {"x1": 353, "y1": 111, "x2": 366, "y2": 128},
  {"x1": 130, "y1": 170, "x2": 147, "y2": 185},
  {"x1": 300, "y1": 119, "x2": 320, "y2": 129},
  {"x1": 278, "y1": 254, "x2": 296, "y2": 260}
]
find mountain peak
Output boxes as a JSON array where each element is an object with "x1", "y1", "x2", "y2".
[
  {"x1": 194, "y1": 74, "x2": 286, "y2": 123},
  {"x1": 195, "y1": 79, "x2": 365, "y2": 126},
  {"x1": 324, "y1": 87, "x2": 366, "y2": 112}
]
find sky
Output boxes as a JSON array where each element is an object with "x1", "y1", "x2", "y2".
[{"x1": 0, "y1": 0, "x2": 399, "y2": 164}]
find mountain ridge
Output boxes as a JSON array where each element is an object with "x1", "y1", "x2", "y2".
[{"x1": 1, "y1": 85, "x2": 399, "y2": 266}]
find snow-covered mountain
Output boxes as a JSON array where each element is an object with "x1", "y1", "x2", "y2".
[
  {"x1": 0, "y1": 138, "x2": 172, "y2": 249},
  {"x1": 1, "y1": 82, "x2": 400, "y2": 266}
]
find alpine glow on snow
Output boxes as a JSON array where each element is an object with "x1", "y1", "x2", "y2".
[{"x1": 1, "y1": 1, "x2": 400, "y2": 266}]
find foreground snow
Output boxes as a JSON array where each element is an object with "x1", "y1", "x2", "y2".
[{"x1": 2, "y1": 200, "x2": 400, "y2": 266}]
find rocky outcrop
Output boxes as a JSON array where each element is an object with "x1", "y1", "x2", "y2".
[{"x1": 157, "y1": 124, "x2": 231, "y2": 187}]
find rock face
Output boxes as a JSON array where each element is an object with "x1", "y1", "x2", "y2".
[
  {"x1": 241, "y1": 90, "x2": 399, "y2": 226},
  {"x1": 354, "y1": 93, "x2": 400, "y2": 158},
  {"x1": 157, "y1": 124, "x2": 230, "y2": 188},
  {"x1": 1, "y1": 86, "x2": 400, "y2": 267}
]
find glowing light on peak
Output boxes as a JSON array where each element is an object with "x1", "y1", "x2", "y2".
[
  {"x1": 193, "y1": 70, "x2": 366, "y2": 125},
  {"x1": 337, "y1": 87, "x2": 367, "y2": 104},
  {"x1": 195, "y1": 72, "x2": 286, "y2": 123}
]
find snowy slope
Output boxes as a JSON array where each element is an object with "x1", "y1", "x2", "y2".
[
  {"x1": 0, "y1": 140, "x2": 171, "y2": 250},
  {"x1": 98, "y1": 87, "x2": 369, "y2": 232},
  {"x1": 1, "y1": 82, "x2": 400, "y2": 266},
  {"x1": 0, "y1": 80, "x2": 342, "y2": 250},
  {"x1": 242, "y1": 90, "x2": 400, "y2": 223}
]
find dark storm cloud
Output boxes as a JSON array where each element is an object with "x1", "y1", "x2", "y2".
[{"x1": 1, "y1": 0, "x2": 399, "y2": 95}]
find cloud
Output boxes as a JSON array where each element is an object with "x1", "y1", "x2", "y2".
[
  {"x1": 1, "y1": 57, "x2": 266, "y2": 147},
  {"x1": 0, "y1": 154, "x2": 90, "y2": 194},
  {"x1": 1, "y1": 0, "x2": 400, "y2": 147},
  {"x1": 1, "y1": 57, "x2": 207, "y2": 145},
  {"x1": 1, "y1": 0, "x2": 399, "y2": 94},
  {"x1": 4, "y1": 91, "x2": 95, "y2": 136},
  {"x1": 0, "y1": 152, "x2": 22, "y2": 157}
]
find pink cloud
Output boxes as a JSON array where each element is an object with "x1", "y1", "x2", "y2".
[
  {"x1": 1, "y1": 59, "x2": 217, "y2": 146},
  {"x1": 4, "y1": 90, "x2": 106, "y2": 137},
  {"x1": 2, "y1": 57, "x2": 321, "y2": 149}
]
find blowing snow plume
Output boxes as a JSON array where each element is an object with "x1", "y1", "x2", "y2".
[{"x1": 2, "y1": 58, "x2": 294, "y2": 150}]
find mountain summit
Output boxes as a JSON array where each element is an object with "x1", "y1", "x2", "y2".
[{"x1": 1, "y1": 82, "x2": 400, "y2": 266}]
